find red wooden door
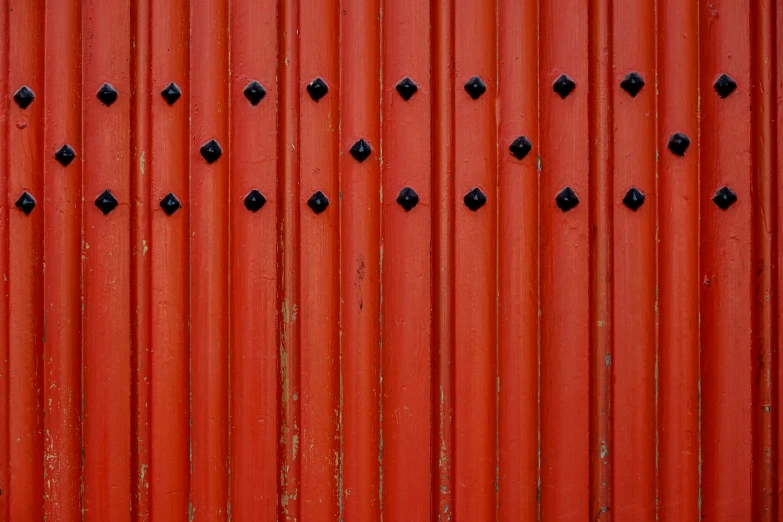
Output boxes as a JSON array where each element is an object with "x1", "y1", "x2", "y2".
[{"x1": 0, "y1": 0, "x2": 781, "y2": 520}]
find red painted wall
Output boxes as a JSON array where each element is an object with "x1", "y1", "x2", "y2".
[{"x1": 0, "y1": 0, "x2": 781, "y2": 520}]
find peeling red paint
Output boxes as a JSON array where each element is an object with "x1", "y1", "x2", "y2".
[{"x1": 0, "y1": 0, "x2": 781, "y2": 520}]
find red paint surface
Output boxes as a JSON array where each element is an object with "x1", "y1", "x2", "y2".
[
  {"x1": 382, "y1": 0, "x2": 432, "y2": 518},
  {"x1": 540, "y1": 0, "x2": 591, "y2": 517},
  {"x1": 229, "y1": 0, "x2": 278, "y2": 520},
  {"x1": 611, "y1": 0, "x2": 656, "y2": 519},
  {"x1": 340, "y1": 0, "x2": 381, "y2": 519},
  {"x1": 0, "y1": 1, "x2": 780, "y2": 520},
  {"x1": 148, "y1": 0, "x2": 190, "y2": 518},
  {"x1": 658, "y1": 0, "x2": 700, "y2": 520},
  {"x1": 44, "y1": 0, "x2": 82, "y2": 519},
  {"x1": 82, "y1": 0, "x2": 132, "y2": 519},
  {"x1": 190, "y1": 0, "x2": 230, "y2": 518}
]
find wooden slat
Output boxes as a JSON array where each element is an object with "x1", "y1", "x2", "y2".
[
  {"x1": 229, "y1": 0, "x2": 278, "y2": 519},
  {"x1": 658, "y1": 0, "x2": 700, "y2": 519},
  {"x1": 431, "y1": 0, "x2": 455, "y2": 517},
  {"x1": 381, "y1": 0, "x2": 433, "y2": 517},
  {"x1": 539, "y1": 0, "x2": 591, "y2": 518},
  {"x1": 497, "y1": 0, "x2": 539, "y2": 518},
  {"x1": 700, "y1": 0, "x2": 753, "y2": 519},
  {"x1": 750, "y1": 0, "x2": 777, "y2": 519},
  {"x1": 341, "y1": 0, "x2": 381, "y2": 518},
  {"x1": 611, "y1": 0, "x2": 657, "y2": 518},
  {"x1": 453, "y1": 0, "x2": 497, "y2": 518},
  {"x1": 82, "y1": 0, "x2": 132, "y2": 518},
  {"x1": 190, "y1": 0, "x2": 230, "y2": 517},
  {"x1": 148, "y1": 0, "x2": 190, "y2": 517},
  {"x1": 43, "y1": 0, "x2": 82, "y2": 519},
  {"x1": 7, "y1": 0, "x2": 45, "y2": 518},
  {"x1": 0, "y1": 0, "x2": 9, "y2": 516},
  {"x1": 131, "y1": 0, "x2": 151, "y2": 516},
  {"x1": 298, "y1": 0, "x2": 340, "y2": 517}
]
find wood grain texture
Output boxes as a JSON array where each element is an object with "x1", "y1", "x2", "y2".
[{"x1": 0, "y1": 1, "x2": 777, "y2": 519}]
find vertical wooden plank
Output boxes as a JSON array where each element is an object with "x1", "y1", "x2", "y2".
[
  {"x1": 750, "y1": 0, "x2": 778, "y2": 519},
  {"x1": 588, "y1": 0, "x2": 613, "y2": 517},
  {"x1": 700, "y1": 0, "x2": 753, "y2": 519},
  {"x1": 431, "y1": 0, "x2": 455, "y2": 517},
  {"x1": 539, "y1": 0, "x2": 590, "y2": 518},
  {"x1": 0, "y1": 0, "x2": 9, "y2": 516},
  {"x1": 7, "y1": 0, "x2": 45, "y2": 518},
  {"x1": 190, "y1": 0, "x2": 229, "y2": 516},
  {"x1": 131, "y1": 0, "x2": 151, "y2": 518},
  {"x1": 298, "y1": 0, "x2": 340, "y2": 516},
  {"x1": 82, "y1": 0, "x2": 133, "y2": 518},
  {"x1": 497, "y1": 0, "x2": 538, "y2": 518},
  {"x1": 229, "y1": 0, "x2": 278, "y2": 519},
  {"x1": 453, "y1": 0, "x2": 496, "y2": 518},
  {"x1": 777, "y1": 3, "x2": 783, "y2": 520},
  {"x1": 658, "y1": 0, "x2": 700, "y2": 519},
  {"x1": 149, "y1": 0, "x2": 190, "y2": 518},
  {"x1": 43, "y1": 0, "x2": 82, "y2": 519},
  {"x1": 341, "y1": 0, "x2": 381, "y2": 518},
  {"x1": 380, "y1": 0, "x2": 432, "y2": 518},
  {"x1": 611, "y1": 0, "x2": 657, "y2": 518},
  {"x1": 278, "y1": 0, "x2": 301, "y2": 517}
]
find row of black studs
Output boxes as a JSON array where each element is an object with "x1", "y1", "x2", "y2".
[
  {"x1": 11, "y1": 71, "x2": 740, "y2": 217},
  {"x1": 554, "y1": 185, "x2": 738, "y2": 212},
  {"x1": 13, "y1": 182, "x2": 739, "y2": 217},
  {"x1": 10, "y1": 70, "x2": 739, "y2": 110}
]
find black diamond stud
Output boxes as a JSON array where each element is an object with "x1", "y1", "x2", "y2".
[
  {"x1": 96, "y1": 83, "x2": 119, "y2": 106},
  {"x1": 620, "y1": 72, "x2": 645, "y2": 98},
  {"x1": 555, "y1": 186, "x2": 579, "y2": 211},
  {"x1": 13, "y1": 86, "x2": 35, "y2": 109},
  {"x1": 623, "y1": 187, "x2": 645, "y2": 211},
  {"x1": 307, "y1": 77, "x2": 329, "y2": 102},
  {"x1": 509, "y1": 136, "x2": 533, "y2": 160},
  {"x1": 349, "y1": 139, "x2": 372, "y2": 162},
  {"x1": 713, "y1": 186, "x2": 737, "y2": 210},
  {"x1": 553, "y1": 74, "x2": 576, "y2": 99},
  {"x1": 464, "y1": 187, "x2": 487, "y2": 211},
  {"x1": 396, "y1": 77, "x2": 418, "y2": 101},
  {"x1": 244, "y1": 80, "x2": 266, "y2": 106},
  {"x1": 396, "y1": 187, "x2": 419, "y2": 211},
  {"x1": 668, "y1": 132, "x2": 691, "y2": 156},
  {"x1": 244, "y1": 189, "x2": 267, "y2": 212},
  {"x1": 95, "y1": 189, "x2": 119, "y2": 215},
  {"x1": 160, "y1": 193, "x2": 181, "y2": 215},
  {"x1": 714, "y1": 74, "x2": 737, "y2": 98},
  {"x1": 15, "y1": 192, "x2": 35, "y2": 215},
  {"x1": 464, "y1": 76, "x2": 487, "y2": 100},
  {"x1": 200, "y1": 139, "x2": 222, "y2": 164},
  {"x1": 161, "y1": 82, "x2": 182, "y2": 105},
  {"x1": 54, "y1": 144, "x2": 76, "y2": 167},
  {"x1": 307, "y1": 191, "x2": 329, "y2": 214}
]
